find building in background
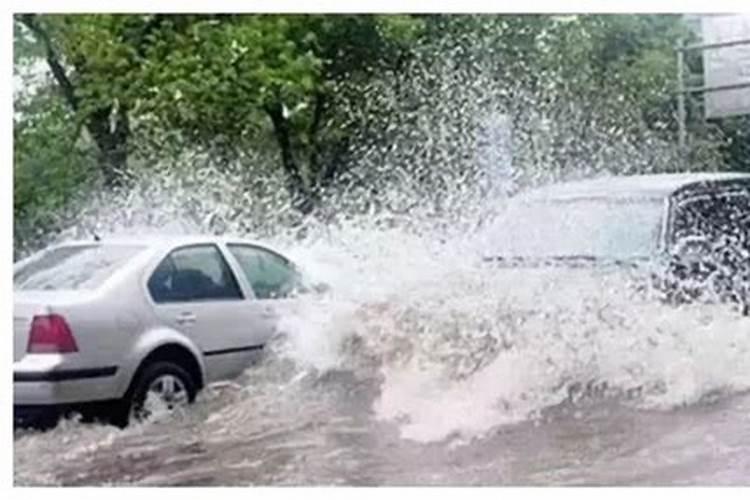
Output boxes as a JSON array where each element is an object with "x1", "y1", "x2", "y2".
[
  {"x1": 701, "y1": 14, "x2": 750, "y2": 119},
  {"x1": 677, "y1": 14, "x2": 750, "y2": 151}
]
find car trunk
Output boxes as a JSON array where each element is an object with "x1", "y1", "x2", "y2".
[{"x1": 13, "y1": 291, "x2": 88, "y2": 362}]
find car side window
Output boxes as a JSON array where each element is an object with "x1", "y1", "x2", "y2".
[
  {"x1": 148, "y1": 245, "x2": 243, "y2": 303},
  {"x1": 672, "y1": 192, "x2": 750, "y2": 246},
  {"x1": 227, "y1": 244, "x2": 303, "y2": 299}
]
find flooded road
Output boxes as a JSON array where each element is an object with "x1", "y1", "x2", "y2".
[
  {"x1": 14, "y1": 252, "x2": 750, "y2": 485},
  {"x1": 13, "y1": 204, "x2": 750, "y2": 486},
  {"x1": 14, "y1": 12, "x2": 750, "y2": 485},
  {"x1": 14, "y1": 367, "x2": 750, "y2": 486}
]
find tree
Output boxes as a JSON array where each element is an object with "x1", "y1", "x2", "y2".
[
  {"x1": 17, "y1": 14, "x2": 161, "y2": 186},
  {"x1": 14, "y1": 85, "x2": 98, "y2": 253},
  {"x1": 15, "y1": 14, "x2": 422, "y2": 211},
  {"x1": 14, "y1": 13, "x2": 742, "y2": 254},
  {"x1": 134, "y1": 14, "x2": 422, "y2": 211}
]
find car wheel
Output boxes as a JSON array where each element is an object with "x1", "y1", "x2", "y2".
[{"x1": 114, "y1": 361, "x2": 197, "y2": 427}]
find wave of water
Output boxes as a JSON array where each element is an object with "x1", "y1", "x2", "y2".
[
  {"x1": 37, "y1": 195, "x2": 750, "y2": 437},
  {"x1": 270, "y1": 224, "x2": 750, "y2": 442},
  {"x1": 14, "y1": 211, "x2": 750, "y2": 484}
]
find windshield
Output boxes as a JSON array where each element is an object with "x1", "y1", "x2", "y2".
[
  {"x1": 14, "y1": 244, "x2": 146, "y2": 291},
  {"x1": 484, "y1": 197, "x2": 666, "y2": 260}
]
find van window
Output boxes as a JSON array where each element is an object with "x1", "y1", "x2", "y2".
[
  {"x1": 671, "y1": 191, "x2": 750, "y2": 247},
  {"x1": 484, "y1": 197, "x2": 665, "y2": 259}
]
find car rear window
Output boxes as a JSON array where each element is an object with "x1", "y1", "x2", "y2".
[{"x1": 14, "y1": 244, "x2": 146, "y2": 291}]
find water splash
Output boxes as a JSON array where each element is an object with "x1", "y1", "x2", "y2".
[
  {"x1": 14, "y1": 27, "x2": 747, "y2": 467},
  {"x1": 274, "y1": 230, "x2": 750, "y2": 442}
]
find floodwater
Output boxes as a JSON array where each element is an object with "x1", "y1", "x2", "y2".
[
  {"x1": 13, "y1": 373, "x2": 750, "y2": 486},
  {"x1": 14, "y1": 231, "x2": 750, "y2": 486},
  {"x1": 14, "y1": 21, "x2": 750, "y2": 484}
]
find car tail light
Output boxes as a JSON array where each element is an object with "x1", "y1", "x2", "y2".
[{"x1": 27, "y1": 314, "x2": 78, "y2": 354}]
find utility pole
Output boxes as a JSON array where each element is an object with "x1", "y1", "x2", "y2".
[{"x1": 676, "y1": 39, "x2": 687, "y2": 153}]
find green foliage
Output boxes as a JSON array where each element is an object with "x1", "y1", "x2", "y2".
[
  {"x1": 14, "y1": 14, "x2": 423, "y2": 201},
  {"x1": 20, "y1": 14, "x2": 419, "y2": 146},
  {"x1": 14, "y1": 87, "x2": 98, "y2": 249},
  {"x1": 717, "y1": 117, "x2": 750, "y2": 171},
  {"x1": 129, "y1": 15, "x2": 422, "y2": 178},
  {"x1": 412, "y1": 15, "x2": 690, "y2": 136},
  {"x1": 13, "y1": 14, "x2": 747, "y2": 250}
]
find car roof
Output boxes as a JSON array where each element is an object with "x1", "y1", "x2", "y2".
[
  {"x1": 55, "y1": 234, "x2": 281, "y2": 253},
  {"x1": 516, "y1": 172, "x2": 750, "y2": 202}
]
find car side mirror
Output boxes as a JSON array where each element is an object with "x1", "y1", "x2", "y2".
[{"x1": 312, "y1": 282, "x2": 331, "y2": 294}]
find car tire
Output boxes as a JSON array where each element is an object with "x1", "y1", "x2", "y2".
[{"x1": 111, "y1": 360, "x2": 197, "y2": 428}]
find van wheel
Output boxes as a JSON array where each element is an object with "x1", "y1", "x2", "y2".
[{"x1": 112, "y1": 361, "x2": 197, "y2": 427}]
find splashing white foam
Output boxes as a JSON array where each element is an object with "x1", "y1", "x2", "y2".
[
  {"x1": 264, "y1": 223, "x2": 750, "y2": 442},
  {"x1": 14, "y1": 34, "x2": 744, "y2": 448}
]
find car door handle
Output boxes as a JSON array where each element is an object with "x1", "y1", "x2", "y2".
[
  {"x1": 175, "y1": 312, "x2": 196, "y2": 325},
  {"x1": 261, "y1": 307, "x2": 275, "y2": 319}
]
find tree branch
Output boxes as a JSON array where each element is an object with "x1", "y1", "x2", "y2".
[
  {"x1": 19, "y1": 14, "x2": 79, "y2": 112},
  {"x1": 308, "y1": 91, "x2": 325, "y2": 141}
]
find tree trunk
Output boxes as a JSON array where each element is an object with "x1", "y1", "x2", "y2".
[
  {"x1": 265, "y1": 101, "x2": 315, "y2": 214},
  {"x1": 87, "y1": 105, "x2": 130, "y2": 188},
  {"x1": 307, "y1": 91, "x2": 346, "y2": 193}
]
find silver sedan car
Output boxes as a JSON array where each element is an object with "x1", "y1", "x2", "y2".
[{"x1": 13, "y1": 235, "x2": 309, "y2": 427}]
